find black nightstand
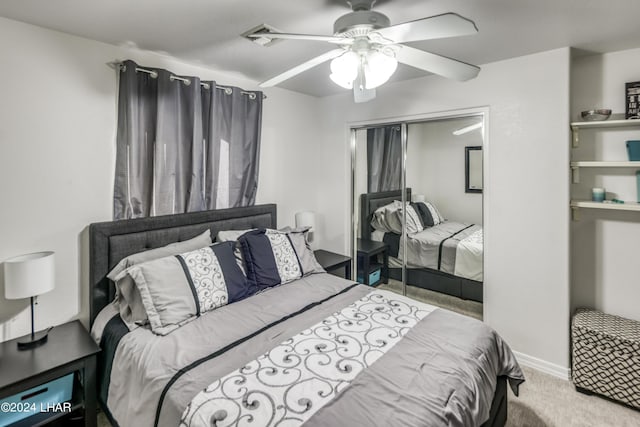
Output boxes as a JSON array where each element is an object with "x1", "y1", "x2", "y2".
[
  {"x1": 357, "y1": 238, "x2": 389, "y2": 286},
  {"x1": 0, "y1": 320, "x2": 100, "y2": 427},
  {"x1": 314, "y1": 250, "x2": 352, "y2": 280}
]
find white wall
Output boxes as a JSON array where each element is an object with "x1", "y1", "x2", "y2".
[
  {"x1": 316, "y1": 48, "x2": 572, "y2": 372},
  {"x1": 408, "y1": 119, "x2": 483, "y2": 224},
  {"x1": 570, "y1": 48, "x2": 640, "y2": 322},
  {"x1": 0, "y1": 17, "x2": 323, "y2": 342}
]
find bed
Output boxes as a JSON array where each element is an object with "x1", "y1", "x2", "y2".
[
  {"x1": 361, "y1": 189, "x2": 484, "y2": 302},
  {"x1": 89, "y1": 204, "x2": 522, "y2": 427}
]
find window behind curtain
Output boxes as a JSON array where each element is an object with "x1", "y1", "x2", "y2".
[{"x1": 113, "y1": 60, "x2": 263, "y2": 220}]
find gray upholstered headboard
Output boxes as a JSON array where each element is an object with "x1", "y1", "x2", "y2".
[
  {"x1": 359, "y1": 189, "x2": 411, "y2": 240},
  {"x1": 89, "y1": 204, "x2": 276, "y2": 326}
]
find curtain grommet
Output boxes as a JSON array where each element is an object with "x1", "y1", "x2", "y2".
[{"x1": 225, "y1": 88, "x2": 233, "y2": 95}]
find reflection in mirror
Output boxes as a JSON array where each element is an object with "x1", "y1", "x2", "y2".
[
  {"x1": 465, "y1": 146, "x2": 483, "y2": 193},
  {"x1": 351, "y1": 113, "x2": 484, "y2": 320},
  {"x1": 367, "y1": 125, "x2": 401, "y2": 192},
  {"x1": 353, "y1": 126, "x2": 403, "y2": 288}
]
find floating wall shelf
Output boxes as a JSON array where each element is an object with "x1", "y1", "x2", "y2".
[
  {"x1": 570, "y1": 200, "x2": 640, "y2": 220},
  {"x1": 570, "y1": 118, "x2": 640, "y2": 147},
  {"x1": 570, "y1": 117, "x2": 640, "y2": 220},
  {"x1": 570, "y1": 161, "x2": 640, "y2": 183}
]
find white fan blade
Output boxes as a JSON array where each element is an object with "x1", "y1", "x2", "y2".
[
  {"x1": 371, "y1": 13, "x2": 478, "y2": 44},
  {"x1": 396, "y1": 45, "x2": 480, "y2": 81},
  {"x1": 260, "y1": 49, "x2": 346, "y2": 88},
  {"x1": 248, "y1": 32, "x2": 353, "y2": 44}
]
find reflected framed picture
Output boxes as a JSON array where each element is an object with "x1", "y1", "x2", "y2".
[
  {"x1": 626, "y1": 81, "x2": 640, "y2": 119},
  {"x1": 465, "y1": 146, "x2": 483, "y2": 193}
]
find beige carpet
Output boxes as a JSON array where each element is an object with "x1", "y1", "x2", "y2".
[
  {"x1": 97, "y1": 283, "x2": 640, "y2": 427},
  {"x1": 508, "y1": 366, "x2": 640, "y2": 426}
]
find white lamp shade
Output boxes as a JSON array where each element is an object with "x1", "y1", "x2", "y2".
[
  {"x1": 413, "y1": 194, "x2": 426, "y2": 203},
  {"x1": 330, "y1": 51, "x2": 359, "y2": 89},
  {"x1": 295, "y1": 211, "x2": 316, "y2": 230},
  {"x1": 364, "y1": 50, "x2": 397, "y2": 89},
  {"x1": 4, "y1": 251, "x2": 55, "y2": 299}
]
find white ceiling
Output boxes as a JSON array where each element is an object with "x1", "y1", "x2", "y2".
[{"x1": 1, "y1": 0, "x2": 639, "y2": 97}]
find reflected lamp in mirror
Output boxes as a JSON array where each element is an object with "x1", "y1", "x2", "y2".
[
  {"x1": 4, "y1": 251, "x2": 55, "y2": 350},
  {"x1": 413, "y1": 194, "x2": 426, "y2": 203},
  {"x1": 295, "y1": 211, "x2": 316, "y2": 246},
  {"x1": 465, "y1": 146, "x2": 483, "y2": 193}
]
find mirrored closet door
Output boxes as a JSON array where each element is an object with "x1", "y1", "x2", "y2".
[{"x1": 351, "y1": 112, "x2": 485, "y2": 319}]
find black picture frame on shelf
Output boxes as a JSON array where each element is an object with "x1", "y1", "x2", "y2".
[{"x1": 625, "y1": 81, "x2": 640, "y2": 119}]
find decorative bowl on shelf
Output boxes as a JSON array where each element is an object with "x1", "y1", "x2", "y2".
[{"x1": 581, "y1": 109, "x2": 612, "y2": 121}]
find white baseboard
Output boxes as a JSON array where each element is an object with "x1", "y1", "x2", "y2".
[{"x1": 513, "y1": 351, "x2": 570, "y2": 381}]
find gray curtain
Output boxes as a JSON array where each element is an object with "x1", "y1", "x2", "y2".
[
  {"x1": 114, "y1": 60, "x2": 262, "y2": 220},
  {"x1": 367, "y1": 125, "x2": 402, "y2": 192}
]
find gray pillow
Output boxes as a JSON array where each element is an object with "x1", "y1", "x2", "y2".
[
  {"x1": 371, "y1": 201, "x2": 403, "y2": 234},
  {"x1": 123, "y1": 241, "x2": 250, "y2": 335},
  {"x1": 371, "y1": 201, "x2": 426, "y2": 234},
  {"x1": 216, "y1": 229, "x2": 254, "y2": 242},
  {"x1": 106, "y1": 229, "x2": 212, "y2": 330}
]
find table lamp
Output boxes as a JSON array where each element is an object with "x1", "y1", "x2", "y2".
[
  {"x1": 4, "y1": 251, "x2": 55, "y2": 350},
  {"x1": 295, "y1": 211, "x2": 316, "y2": 247}
]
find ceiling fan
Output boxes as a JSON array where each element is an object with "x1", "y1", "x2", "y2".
[{"x1": 248, "y1": 0, "x2": 480, "y2": 103}]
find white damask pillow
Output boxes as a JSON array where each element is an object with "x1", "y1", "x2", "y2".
[
  {"x1": 404, "y1": 203, "x2": 424, "y2": 234},
  {"x1": 238, "y1": 229, "x2": 306, "y2": 289},
  {"x1": 424, "y1": 202, "x2": 445, "y2": 225}
]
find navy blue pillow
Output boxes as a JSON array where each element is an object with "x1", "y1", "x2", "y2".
[
  {"x1": 239, "y1": 229, "x2": 304, "y2": 289},
  {"x1": 411, "y1": 202, "x2": 435, "y2": 227},
  {"x1": 205, "y1": 241, "x2": 254, "y2": 303}
]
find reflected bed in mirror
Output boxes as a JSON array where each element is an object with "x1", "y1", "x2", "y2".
[
  {"x1": 359, "y1": 189, "x2": 483, "y2": 302},
  {"x1": 465, "y1": 146, "x2": 483, "y2": 193},
  {"x1": 351, "y1": 111, "x2": 486, "y2": 307}
]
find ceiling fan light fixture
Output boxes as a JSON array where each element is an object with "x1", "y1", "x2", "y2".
[
  {"x1": 363, "y1": 49, "x2": 397, "y2": 89},
  {"x1": 254, "y1": 8, "x2": 480, "y2": 101},
  {"x1": 330, "y1": 72, "x2": 354, "y2": 89},
  {"x1": 330, "y1": 50, "x2": 359, "y2": 89}
]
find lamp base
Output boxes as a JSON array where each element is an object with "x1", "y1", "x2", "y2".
[{"x1": 17, "y1": 330, "x2": 49, "y2": 351}]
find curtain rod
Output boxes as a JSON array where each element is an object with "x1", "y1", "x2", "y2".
[{"x1": 110, "y1": 61, "x2": 266, "y2": 100}]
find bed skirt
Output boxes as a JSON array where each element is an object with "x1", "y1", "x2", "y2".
[{"x1": 389, "y1": 266, "x2": 483, "y2": 302}]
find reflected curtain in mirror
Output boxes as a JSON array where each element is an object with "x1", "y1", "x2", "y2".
[
  {"x1": 465, "y1": 146, "x2": 483, "y2": 193},
  {"x1": 367, "y1": 125, "x2": 401, "y2": 192},
  {"x1": 113, "y1": 60, "x2": 263, "y2": 220}
]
